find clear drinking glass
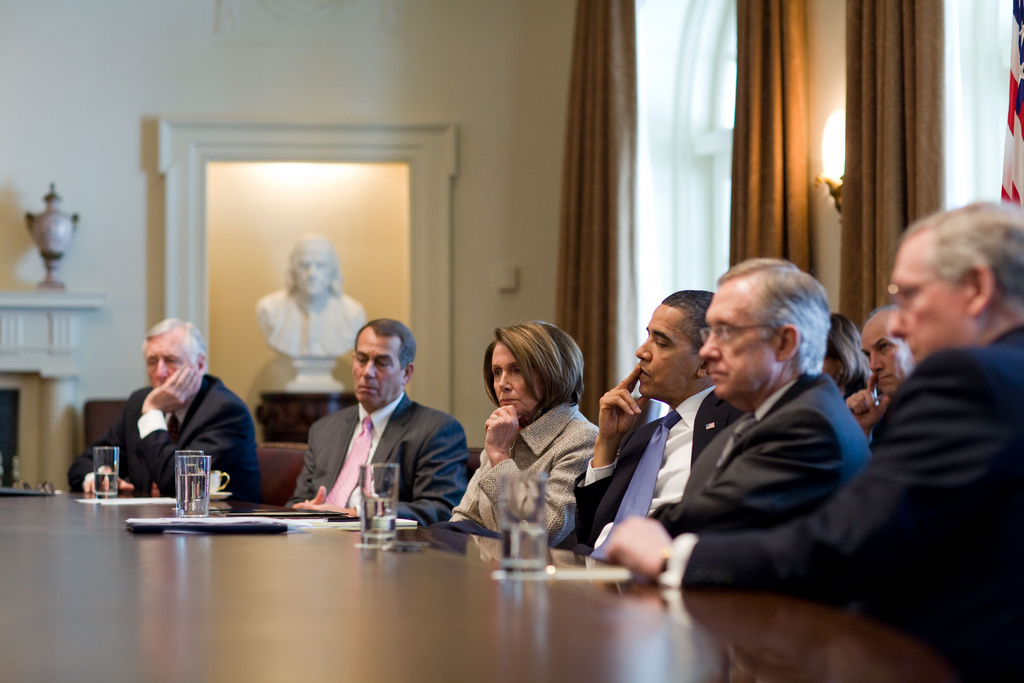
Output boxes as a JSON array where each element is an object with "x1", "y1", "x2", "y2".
[
  {"x1": 499, "y1": 471, "x2": 548, "y2": 576},
  {"x1": 92, "y1": 447, "x2": 120, "y2": 499},
  {"x1": 357, "y1": 463, "x2": 399, "y2": 548},
  {"x1": 175, "y1": 451, "x2": 210, "y2": 517}
]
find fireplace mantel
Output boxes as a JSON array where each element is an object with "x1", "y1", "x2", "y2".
[
  {"x1": 0, "y1": 290, "x2": 105, "y2": 377},
  {"x1": 0, "y1": 290, "x2": 105, "y2": 486}
]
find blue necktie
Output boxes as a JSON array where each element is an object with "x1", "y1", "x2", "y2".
[{"x1": 592, "y1": 410, "x2": 682, "y2": 559}]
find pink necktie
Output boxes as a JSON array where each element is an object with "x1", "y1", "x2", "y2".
[{"x1": 326, "y1": 416, "x2": 373, "y2": 507}]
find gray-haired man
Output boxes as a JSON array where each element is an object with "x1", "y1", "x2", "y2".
[
  {"x1": 68, "y1": 318, "x2": 261, "y2": 501},
  {"x1": 649, "y1": 259, "x2": 870, "y2": 536},
  {"x1": 608, "y1": 203, "x2": 1024, "y2": 680}
]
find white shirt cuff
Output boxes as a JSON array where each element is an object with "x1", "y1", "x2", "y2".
[
  {"x1": 659, "y1": 533, "x2": 699, "y2": 589},
  {"x1": 583, "y1": 459, "x2": 616, "y2": 486},
  {"x1": 138, "y1": 409, "x2": 167, "y2": 439}
]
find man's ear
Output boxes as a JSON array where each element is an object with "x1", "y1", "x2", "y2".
[
  {"x1": 774, "y1": 326, "x2": 799, "y2": 362},
  {"x1": 963, "y1": 266, "x2": 997, "y2": 318},
  {"x1": 196, "y1": 354, "x2": 208, "y2": 374},
  {"x1": 696, "y1": 359, "x2": 709, "y2": 378},
  {"x1": 401, "y1": 362, "x2": 414, "y2": 385}
]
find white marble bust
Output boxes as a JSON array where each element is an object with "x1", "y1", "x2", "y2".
[{"x1": 256, "y1": 234, "x2": 367, "y2": 359}]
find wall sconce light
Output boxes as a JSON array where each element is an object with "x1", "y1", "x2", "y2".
[{"x1": 816, "y1": 109, "x2": 845, "y2": 212}]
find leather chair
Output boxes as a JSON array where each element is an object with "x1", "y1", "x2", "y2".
[
  {"x1": 257, "y1": 442, "x2": 308, "y2": 506},
  {"x1": 467, "y1": 447, "x2": 482, "y2": 477},
  {"x1": 83, "y1": 399, "x2": 128, "y2": 445}
]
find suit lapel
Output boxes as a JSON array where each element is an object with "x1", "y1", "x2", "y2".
[
  {"x1": 369, "y1": 394, "x2": 412, "y2": 465},
  {"x1": 177, "y1": 376, "x2": 214, "y2": 445},
  {"x1": 692, "y1": 393, "x2": 744, "y2": 465},
  {"x1": 694, "y1": 375, "x2": 819, "y2": 491},
  {"x1": 326, "y1": 409, "x2": 360, "y2": 484}
]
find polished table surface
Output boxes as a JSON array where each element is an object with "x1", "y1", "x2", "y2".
[{"x1": 0, "y1": 495, "x2": 957, "y2": 682}]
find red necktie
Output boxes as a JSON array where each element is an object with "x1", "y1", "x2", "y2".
[
  {"x1": 326, "y1": 416, "x2": 373, "y2": 507},
  {"x1": 167, "y1": 414, "x2": 180, "y2": 443}
]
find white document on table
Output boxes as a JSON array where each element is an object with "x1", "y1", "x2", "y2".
[{"x1": 77, "y1": 497, "x2": 178, "y2": 505}]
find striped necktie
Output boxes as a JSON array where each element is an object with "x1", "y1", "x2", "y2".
[
  {"x1": 592, "y1": 410, "x2": 682, "y2": 559},
  {"x1": 326, "y1": 416, "x2": 374, "y2": 507},
  {"x1": 167, "y1": 414, "x2": 180, "y2": 443}
]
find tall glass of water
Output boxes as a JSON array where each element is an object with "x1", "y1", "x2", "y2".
[
  {"x1": 499, "y1": 471, "x2": 548, "y2": 576},
  {"x1": 175, "y1": 451, "x2": 210, "y2": 517},
  {"x1": 93, "y1": 447, "x2": 119, "y2": 499},
  {"x1": 358, "y1": 463, "x2": 399, "y2": 548}
]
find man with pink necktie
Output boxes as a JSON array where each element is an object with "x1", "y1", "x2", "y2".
[{"x1": 288, "y1": 319, "x2": 468, "y2": 525}]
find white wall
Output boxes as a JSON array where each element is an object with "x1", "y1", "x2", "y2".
[{"x1": 0, "y1": 0, "x2": 576, "y2": 453}]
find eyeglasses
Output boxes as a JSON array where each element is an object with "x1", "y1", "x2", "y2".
[
  {"x1": 699, "y1": 324, "x2": 776, "y2": 344},
  {"x1": 887, "y1": 280, "x2": 937, "y2": 309}
]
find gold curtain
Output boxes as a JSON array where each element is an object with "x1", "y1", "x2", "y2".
[
  {"x1": 730, "y1": 0, "x2": 810, "y2": 270},
  {"x1": 841, "y1": 0, "x2": 944, "y2": 322},
  {"x1": 556, "y1": 0, "x2": 637, "y2": 421}
]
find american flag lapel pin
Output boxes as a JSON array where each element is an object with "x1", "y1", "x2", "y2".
[{"x1": 705, "y1": 422, "x2": 716, "y2": 430}]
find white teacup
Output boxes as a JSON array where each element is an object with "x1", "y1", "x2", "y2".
[{"x1": 210, "y1": 470, "x2": 231, "y2": 493}]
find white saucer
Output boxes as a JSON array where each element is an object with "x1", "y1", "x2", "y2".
[{"x1": 211, "y1": 492, "x2": 231, "y2": 500}]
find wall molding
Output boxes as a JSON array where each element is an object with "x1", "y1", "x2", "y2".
[{"x1": 158, "y1": 119, "x2": 458, "y2": 411}]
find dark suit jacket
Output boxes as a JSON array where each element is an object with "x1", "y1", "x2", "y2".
[
  {"x1": 288, "y1": 394, "x2": 468, "y2": 526},
  {"x1": 653, "y1": 374, "x2": 870, "y2": 535},
  {"x1": 573, "y1": 391, "x2": 745, "y2": 549},
  {"x1": 683, "y1": 328, "x2": 1024, "y2": 681},
  {"x1": 67, "y1": 375, "x2": 261, "y2": 502}
]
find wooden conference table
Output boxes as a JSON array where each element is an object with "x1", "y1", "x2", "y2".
[{"x1": 0, "y1": 495, "x2": 956, "y2": 682}]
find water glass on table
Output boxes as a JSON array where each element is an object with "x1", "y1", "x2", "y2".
[
  {"x1": 499, "y1": 471, "x2": 548, "y2": 576},
  {"x1": 175, "y1": 451, "x2": 211, "y2": 517},
  {"x1": 93, "y1": 447, "x2": 119, "y2": 499},
  {"x1": 357, "y1": 463, "x2": 399, "y2": 548}
]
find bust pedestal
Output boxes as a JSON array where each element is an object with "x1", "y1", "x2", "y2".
[{"x1": 256, "y1": 392, "x2": 357, "y2": 443}]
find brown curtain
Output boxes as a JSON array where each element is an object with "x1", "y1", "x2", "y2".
[
  {"x1": 841, "y1": 0, "x2": 944, "y2": 322},
  {"x1": 730, "y1": 0, "x2": 810, "y2": 270},
  {"x1": 556, "y1": 0, "x2": 637, "y2": 421}
]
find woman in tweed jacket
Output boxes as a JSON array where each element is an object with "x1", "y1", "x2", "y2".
[{"x1": 448, "y1": 321, "x2": 597, "y2": 549}]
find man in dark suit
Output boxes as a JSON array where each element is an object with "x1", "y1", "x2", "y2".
[
  {"x1": 289, "y1": 319, "x2": 468, "y2": 525},
  {"x1": 606, "y1": 202, "x2": 1024, "y2": 681},
  {"x1": 68, "y1": 319, "x2": 261, "y2": 502},
  {"x1": 844, "y1": 305, "x2": 915, "y2": 444},
  {"x1": 574, "y1": 291, "x2": 745, "y2": 553},
  {"x1": 647, "y1": 261, "x2": 869, "y2": 537}
]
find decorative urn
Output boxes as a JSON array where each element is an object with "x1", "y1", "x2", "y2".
[{"x1": 25, "y1": 183, "x2": 79, "y2": 290}]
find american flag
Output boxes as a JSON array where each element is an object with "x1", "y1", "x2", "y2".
[{"x1": 1004, "y1": 0, "x2": 1024, "y2": 204}]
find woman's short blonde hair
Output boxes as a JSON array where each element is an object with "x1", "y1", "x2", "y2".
[{"x1": 483, "y1": 321, "x2": 585, "y2": 411}]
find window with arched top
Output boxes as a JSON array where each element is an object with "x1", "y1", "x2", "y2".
[{"x1": 636, "y1": 0, "x2": 737, "y2": 329}]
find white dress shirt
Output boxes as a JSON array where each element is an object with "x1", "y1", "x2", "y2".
[
  {"x1": 342, "y1": 392, "x2": 405, "y2": 509},
  {"x1": 586, "y1": 386, "x2": 716, "y2": 547}
]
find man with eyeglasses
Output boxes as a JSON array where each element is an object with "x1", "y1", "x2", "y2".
[
  {"x1": 605, "y1": 202, "x2": 1024, "y2": 681},
  {"x1": 644, "y1": 259, "x2": 869, "y2": 538}
]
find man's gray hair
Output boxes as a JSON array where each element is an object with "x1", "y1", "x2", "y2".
[
  {"x1": 864, "y1": 304, "x2": 897, "y2": 327},
  {"x1": 718, "y1": 258, "x2": 830, "y2": 375},
  {"x1": 903, "y1": 201, "x2": 1024, "y2": 309},
  {"x1": 142, "y1": 318, "x2": 207, "y2": 365}
]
